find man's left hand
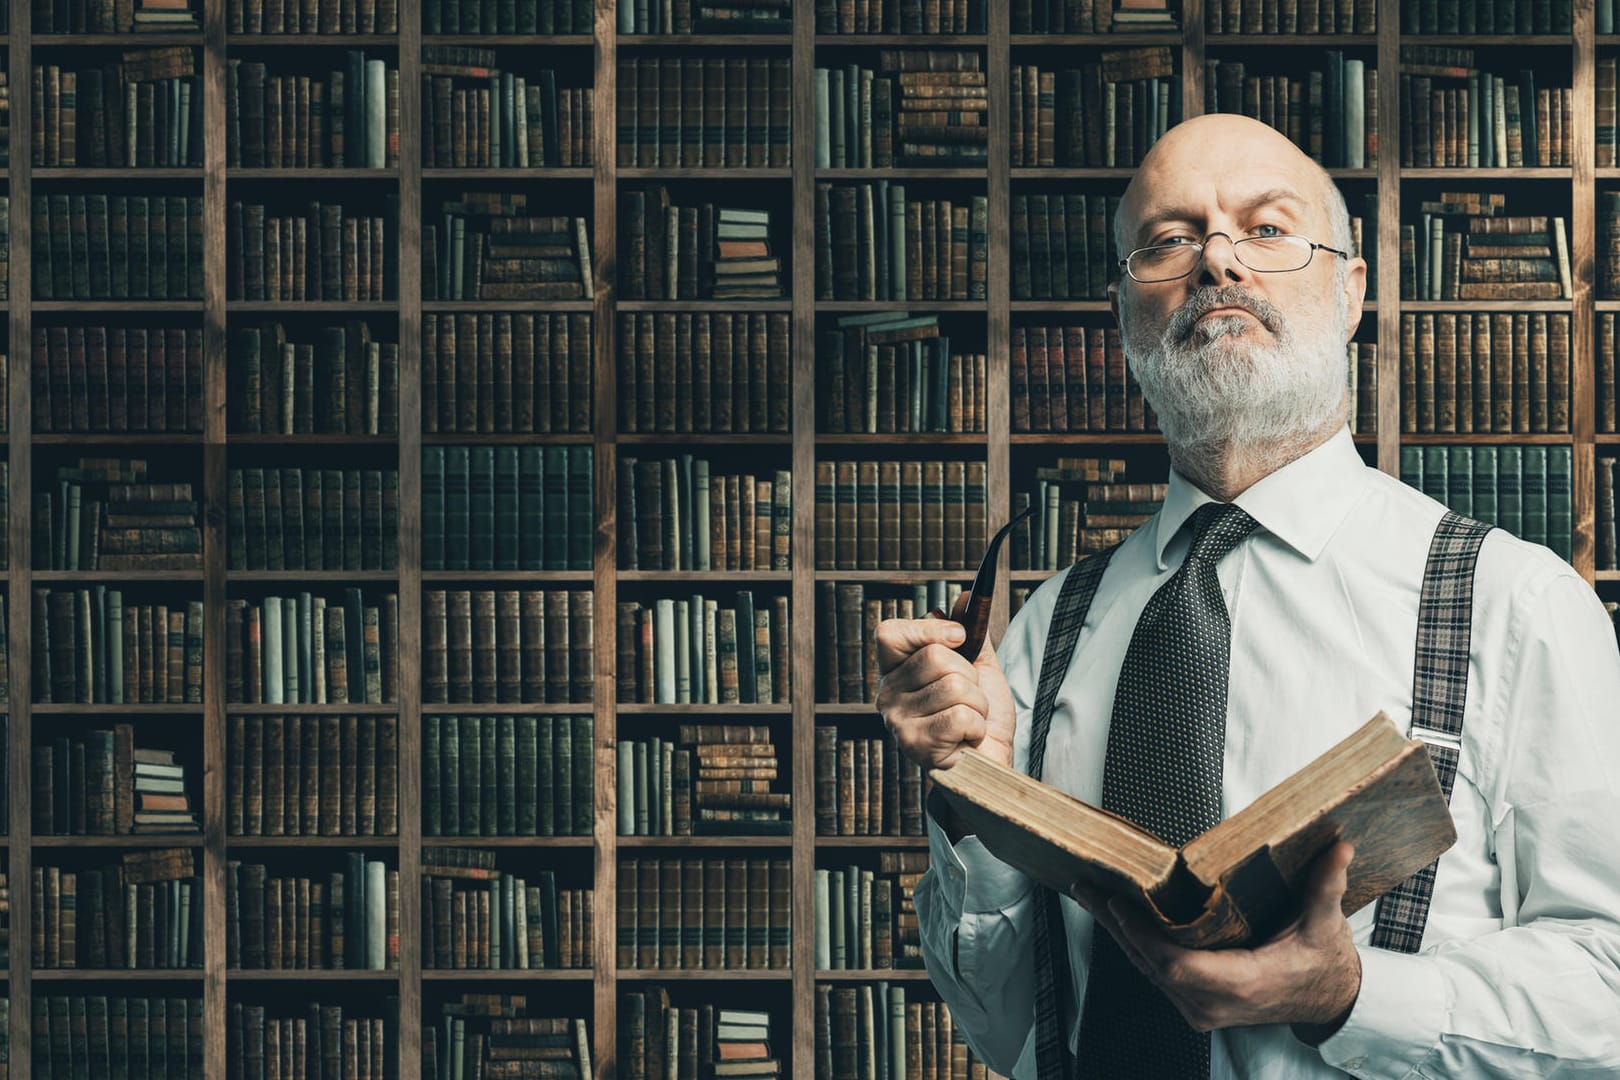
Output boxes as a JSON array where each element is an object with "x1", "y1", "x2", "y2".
[{"x1": 1072, "y1": 840, "x2": 1362, "y2": 1043}]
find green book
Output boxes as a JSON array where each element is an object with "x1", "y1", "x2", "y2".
[
  {"x1": 1547, "y1": 445, "x2": 1572, "y2": 560},
  {"x1": 480, "y1": 713, "x2": 498, "y2": 836},
  {"x1": 497, "y1": 715, "x2": 517, "y2": 835},
  {"x1": 1497, "y1": 446, "x2": 1523, "y2": 536},
  {"x1": 424, "y1": 716, "x2": 442, "y2": 837},
  {"x1": 573, "y1": 714, "x2": 593, "y2": 835},
  {"x1": 1522, "y1": 446, "x2": 1549, "y2": 546},
  {"x1": 495, "y1": 447, "x2": 520, "y2": 571},
  {"x1": 459, "y1": 715, "x2": 481, "y2": 836},
  {"x1": 1447, "y1": 446, "x2": 1473, "y2": 518},
  {"x1": 569, "y1": 446, "x2": 593, "y2": 570},
  {"x1": 1421, "y1": 446, "x2": 1449, "y2": 506},
  {"x1": 1472, "y1": 447, "x2": 1498, "y2": 526},
  {"x1": 538, "y1": 715, "x2": 556, "y2": 837},
  {"x1": 516, "y1": 714, "x2": 538, "y2": 835},
  {"x1": 544, "y1": 446, "x2": 569, "y2": 569},
  {"x1": 470, "y1": 446, "x2": 495, "y2": 572},
  {"x1": 422, "y1": 447, "x2": 445, "y2": 571},
  {"x1": 444, "y1": 447, "x2": 471, "y2": 572},
  {"x1": 442, "y1": 715, "x2": 462, "y2": 837},
  {"x1": 556, "y1": 715, "x2": 575, "y2": 837},
  {"x1": 518, "y1": 446, "x2": 544, "y2": 571}
]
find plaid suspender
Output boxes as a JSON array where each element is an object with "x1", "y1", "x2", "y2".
[
  {"x1": 1371, "y1": 511, "x2": 1494, "y2": 953},
  {"x1": 1027, "y1": 549, "x2": 1117, "y2": 1080}
]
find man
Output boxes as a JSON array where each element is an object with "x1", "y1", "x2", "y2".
[{"x1": 876, "y1": 113, "x2": 1620, "y2": 1078}]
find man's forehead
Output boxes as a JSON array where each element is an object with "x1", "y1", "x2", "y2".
[{"x1": 1123, "y1": 174, "x2": 1321, "y2": 238}]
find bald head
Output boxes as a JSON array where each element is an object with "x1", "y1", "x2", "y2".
[{"x1": 1113, "y1": 114, "x2": 1351, "y2": 265}]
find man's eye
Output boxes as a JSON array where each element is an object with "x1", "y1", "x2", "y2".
[
  {"x1": 1251, "y1": 224, "x2": 1284, "y2": 237},
  {"x1": 1157, "y1": 237, "x2": 1193, "y2": 247}
]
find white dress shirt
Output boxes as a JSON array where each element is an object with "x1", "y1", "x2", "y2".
[{"x1": 913, "y1": 425, "x2": 1620, "y2": 1078}]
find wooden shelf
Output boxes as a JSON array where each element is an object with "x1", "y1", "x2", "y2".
[
  {"x1": 814, "y1": 969, "x2": 933, "y2": 981},
  {"x1": 615, "y1": 835, "x2": 792, "y2": 848},
  {"x1": 225, "y1": 970, "x2": 399, "y2": 982},
  {"x1": 618, "y1": 33, "x2": 790, "y2": 45},
  {"x1": 33, "y1": 300, "x2": 204, "y2": 311},
  {"x1": 225, "y1": 433, "x2": 402, "y2": 446},
  {"x1": 224, "y1": 836, "x2": 401, "y2": 848},
  {"x1": 421, "y1": 431, "x2": 596, "y2": 443},
  {"x1": 33, "y1": 167, "x2": 204, "y2": 180},
  {"x1": 421, "y1": 968, "x2": 594, "y2": 980},
  {"x1": 228, "y1": 32, "x2": 404, "y2": 44},
  {"x1": 33, "y1": 432, "x2": 204, "y2": 444},
  {"x1": 620, "y1": 167, "x2": 791, "y2": 179},
  {"x1": 814, "y1": 33, "x2": 985, "y2": 44},
  {"x1": 614, "y1": 432, "x2": 792, "y2": 445},
  {"x1": 32, "y1": 969, "x2": 204, "y2": 981},
  {"x1": 227, "y1": 703, "x2": 399, "y2": 714},
  {"x1": 422, "y1": 167, "x2": 595, "y2": 179},
  {"x1": 616, "y1": 703, "x2": 792, "y2": 715},
  {"x1": 617, "y1": 570, "x2": 791, "y2": 582},
  {"x1": 815, "y1": 432, "x2": 988, "y2": 444},
  {"x1": 226, "y1": 571, "x2": 400, "y2": 582},
  {"x1": 29, "y1": 704, "x2": 205, "y2": 716},
  {"x1": 615, "y1": 969, "x2": 791, "y2": 981},
  {"x1": 34, "y1": 835, "x2": 203, "y2": 847},
  {"x1": 1400, "y1": 167, "x2": 1574, "y2": 179},
  {"x1": 228, "y1": 168, "x2": 400, "y2": 179},
  {"x1": 420, "y1": 569, "x2": 595, "y2": 581},
  {"x1": 812, "y1": 570, "x2": 974, "y2": 582},
  {"x1": 1200, "y1": 32, "x2": 1376, "y2": 45},
  {"x1": 421, "y1": 300, "x2": 593, "y2": 312},
  {"x1": 31, "y1": 32, "x2": 202, "y2": 43},
  {"x1": 31, "y1": 570, "x2": 203, "y2": 582},
  {"x1": 422, "y1": 835, "x2": 594, "y2": 847},
  {"x1": 814, "y1": 836, "x2": 929, "y2": 849},
  {"x1": 1399, "y1": 433, "x2": 1573, "y2": 445}
]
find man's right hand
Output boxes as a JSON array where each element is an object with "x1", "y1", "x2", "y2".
[{"x1": 874, "y1": 617, "x2": 1019, "y2": 770}]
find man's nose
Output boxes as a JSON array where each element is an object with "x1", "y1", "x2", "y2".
[{"x1": 1195, "y1": 233, "x2": 1247, "y2": 285}]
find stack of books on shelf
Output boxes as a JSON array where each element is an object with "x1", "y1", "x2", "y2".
[
  {"x1": 35, "y1": 996, "x2": 201, "y2": 1078},
  {"x1": 615, "y1": 590, "x2": 789, "y2": 705},
  {"x1": 619, "y1": 992, "x2": 780, "y2": 1080},
  {"x1": 37, "y1": 457, "x2": 201, "y2": 571},
  {"x1": 619, "y1": 187, "x2": 784, "y2": 300},
  {"x1": 422, "y1": 446, "x2": 592, "y2": 572},
  {"x1": 133, "y1": 0, "x2": 202, "y2": 32},
  {"x1": 1010, "y1": 0, "x2": 1155, "y2": 31},
  {"x1": 1204, "y1": 51, "x2": 1374, "y2": 168},
  {"x1": 712, "y1": 208, "x2": 784, "y2": 299},
  {"x1": 229, "y1": 1001, "x2": 397, "y2": 1080},
  {"x1": 1404, "y1": 193, "x2": 1572, "y2": 302},
  {"x1": 424, "y1": 996, "x2": 592, "y2": 1080},
  {"x1": 32, "y1": 725, "x2": 197, "y2": 835},
  {"x1": 227, "y1": 51, "x2": 399, "y2": 169},
  {"x1": 33, "y1": 849, "x2": 203, "y2": 969},
  {"x1": 36, "y1": 191, "x2": 204, "y2": 301},
  {"x1": 421, "y1": 47, "x2": 593, "y2": 168},
  {"x1": 1010, "y1": 50, "x2": 1178, "y2": 168},
  {"x1": 1399, "y1": 46, "x2": 1571, "y2": 168},
  {"x1": 1401, "y1": 312, "x2": 1569, "y2": 435},
  {"x1": 423, "y1": 0, "x2": 583, "y2": 33},
  {"x1": 621, "y1": 0, "x2": 789, "y2": 32},
  {"x1": 813, "y1": 459, "x2": 987, "y2": 571},
  {"x1": 815, "y1": 985, "x2": 997, "y2": 1080},
  {"x1": 819, "y1": 580, "x2": 964, "y2": 704},
  {"x1": 1400, "y1": 445, "x2": 1573, "y2": 561},
  {"x1": 1015, "y1": 470, "x2": 1167, "y2": 572},
  {"x1": 422, "y1": 714, "x2": 595, "y2": 837},
  {"x1": 815, "y1": 724, "x2": 928, "y2": 836},
  {"x1": 421, "y1": 847, "x2": 592, "y2": 969},
  {"x1": 33, "y1": 591, "x2": 205, "y2": 705},
  {"x1": 617, "y1": 58, "x2": 791, "y2": 168},
  {"x1": 889, "y1": 51, "x2": 985, "y2": 167},
  {"x1": 819, "y1": 312, "x2": 985, "y2": 435},
  {"x1": 34, "y1": 325, "x2": 204, "y2": 433},
  {"x1": 228, "y1": 714, "x2": 400, "y2": 837},
  {"x1": 422, "y1": 588, "x2": 594, "y2": 705},
  {"x1": 225, "y1": 853, "x2": 400, "y2": 970},
  {"x1": 616, "y1": 723, "x2": 791, "y2": 837},
  {"x1": 1207, "y1": 0, "x2": 1374, "y2": 32},
  {"x1": 815, "y1": 853, "x2": 928, "y2": 970},
  {"x1": 618, "y1": 457, "x2": 791, "y2": 572},
  {"x1": 1109, "y1": 0, "x2": 1176, "y2": 27},
  {"x1": 36, "y1": 50, "x2": 201, "y2": 168},
  {"x1": 816, "y1": 184, "x2": 987, "y2": 302},
  {"x1": 426, "y1": 194, "x2": 593, "y2": 301},
  {"x1": 817, "y1": 0, "x2": 986, "y2": 32}
]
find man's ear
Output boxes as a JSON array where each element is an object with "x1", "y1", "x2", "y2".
[{"x1": 1342, "y1": 256, "x2": 1368, "y2": 339}]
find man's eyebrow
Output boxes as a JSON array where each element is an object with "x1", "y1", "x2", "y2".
[{"x1": 1133, "y1": 187, "x2": 1308, "y2": 245}]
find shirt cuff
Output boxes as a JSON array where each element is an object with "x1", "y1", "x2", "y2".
[
  {"x1": 925, "y1": 788, "x2": 1036, "y2": 915},
  {"x1": 1314, "y1": 946, "x2": 1446, "y2": 1078}
]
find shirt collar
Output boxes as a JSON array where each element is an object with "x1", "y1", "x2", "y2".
[{"x1": 1153, "y1": 426, "x2": 1372, "y2": 570}]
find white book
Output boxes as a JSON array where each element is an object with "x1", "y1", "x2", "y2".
[
  {"x1": 654, "y1": 597, "x2": 676, "y2": 703},
  {"x1": 365, "y1": 859, "x2": 386, "y2": 968},
  {"x1": 814, "y1": 869, "x2": 831, "y2": 969},
  {"x1": 263, "y1": 596, "x2": 284, "y2": 704},
  {"x1": 704, "y1": 601, "x2": 719, "y2": 704},
  {"x1": 617, "y1": 741, "x2": 636, "y2": 835},
  {"x1": 365, "y1": 59, "x2": 387, "y2": 168},
  {"x1": 674, "y1": 598, "x2": 691, "y2": 703},
  {"x1": 282, "y1": 595, "x2": 299, "y2": 703},
  {"x1": 1345, "y1": 59, "x2": 1365, "y2": 168}
]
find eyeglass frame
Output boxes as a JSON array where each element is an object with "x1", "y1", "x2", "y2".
[{"x1": 1116, "y1": 231, "x2": 1351, "y2": 284}]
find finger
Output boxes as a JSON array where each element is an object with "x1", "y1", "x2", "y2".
[
  {"x1": 875, "y1": 617, "x2": 966, "y2": 674},
  {"x1": 1109, "y1": 898, "x2": 1184, "y2": 980},
  {"x1": 876, "y1": 640, "x2": 981, "y2": 701},
  {"x1": 1301, "y1": 841, "x2": 1355, "y2": 931}
]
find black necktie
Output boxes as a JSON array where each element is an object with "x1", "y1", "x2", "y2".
[{"x1": 1075, "y1": 501, "x2": 1259, "y2": 1079}]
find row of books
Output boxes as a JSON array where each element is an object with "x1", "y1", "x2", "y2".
[
  {"x1": 814, "y1": 726, "x2": 929, "y2": 837},
  {"x1": 1205, "y1": 52, "x2": 1375, "y2": 168},
  {"x1": 1402, "y1": 61, "x2": 1572, "y2": 169},
  {"x1": 616, "y1": 311, "x2": 791, "y2": 435},
  {"x1": 820, "y1": 314, "x2": 985, "y2": 435},
  {"x1": 620, "y1": 0, "x2": 787, "y2": 32},
  {"x1": 1406, "y1": 204, "x2": 1573, "y2": 302},
  {"x1": 35, "y1": 325, "x2": 203, "y2": 434},
  {"x1": 817, "y1": 0, "x2": 983, "y2": 32},
  {"x1": 617, "y1": 58, "x2": 790, "y2": 169},
  {"x1": 1011, "y1": 51, "x2": 1177, "y2": 169},
  {"x1": 620, "y1": 193, "x2": 783, "y2": 301},
  {"x1": 1600, "y1": 314, "x2": 1620, "y2": 433},
  {"x1": 619, "y1": 458, "x2": 791, "y2": 573},
  {"x1": 1206, "y1": 0, "x2": 1374, "y2": 32},
  {"x1": 1401, "y1": 311, "x2": 1571, "y2": 435},
  {"x1": 229, "y1": 0, "x2": 401, "y2": 32},
  {"x1": 816, "y1": 985, "x2": 997, "y2": 1080},
  {"x1": 813, "y1": 459, "x2": 986, "y2": 572},
  {"x1": 424, "y1": 588, "x2": 594, "y2": 705},
  {"x1": 616, "y1": 857, "x2": 791, "y2": 970},
  {"x1": 815, "y1": 854, "x2": 927, "y2": 970},
  {"x1": 229, "y1": 198, "x2": 398, "y2": 302},
  {"x1": 228, "y1": 466, "x2": 399, "y2": 571},
  {"x1": 34, "y1": 996, "x2": 201, "y2": 1080},
  {"x1": 1400, "y1": 445, "x2": 1573, "y2": 560},
  {"x1": 1597, "y1": 193, "x2": 1620, "y2": 300},
  {"x1": 33, "y1": 850, "x2": 201, "y2": 969},
  {"x1": 423, "y1": 996, "x2": 590, "y2": 1080},
  {"x1": 1600, "y1": 58, "x2": 1620, "y2": 168},
  {"x1": 33, "y1": 590, "x2": 203, "y2": 705},
  {"x1": 422, "y1": 713, "x2": 595, "y2": 837},
  {"x1": 620, "y1": 992, "x2": 776, "y2": 1080},
  {"x1": 1010, "y1": 192, "x2": 1119, "y2": 302},
  {"x1": 426, "y1": 198, "x2": 592, "y2": 302},
  {"x1": 33, "y1": 726, "x2": 198, "y2": 835},
  {"x1": 814, "y1": 54, "x2": 986, "y2": 170},
  {"x1": 227, "y1": 713, "x2": 400, "y2": 837},
  {"x1": 35, "y1": 57, "x2": 201, "y2": 168},
  {"x1": 423, "y1": 0, "x2": 588, "y2": 33},
  {"x1": 818, "y1": 185, "x2": 988, "y2": 302},
  {"x1": 1014, "y1": 477, "x2": 1166, "y2": 573},
  {"x1": 819, "y1": 580, "x2": 965, "y2": 705},
  {"x1": 34, "y1": 0, "x2": 197, "y2": 36},
  {"x1": 1599, "y1": 457, "x2": 1618, "y2": 572},
  {"x1": 39, "y1": 460, "x2": 198, "y2": 572},
  {"x1": 423, "y1": 446, "x2": 591, "y2": 571},
  {"x1": 423, "y1": 848, "x2": 592, "y2": 969},
  {"x1": 232, "y1": 1002, "x2": 396, "y2": 1080},
  {"x1": 226, "y1": 591, "x2": 398, "y2": 705},
  {"x1": 34, "y1": 193, "x2": 203, "y2": 302},
  {"x1": 423, "y1": 60, "x2": 593, "y2": 168},
  {"x1": 616, "y1": 725, "x2": 790, "y2": 837},
  {"x1": 614, "y1": 593, "x2": 789, "y2": 706},
  {"x1": 1012, "y1": 323, "x2": 1154, "y2": 434},
  {"x1": 227, "y1": 53, "x2": 398, "y2": 170},
  {"x1": 231, "y1": 320, "x2": 398, "y2": 435},
  {"x1": 423, "y1": 311, "x2": 593, "y2": 434},
  {"x1": 225, "y1": 855, "x2": 399, "y2": 970}
]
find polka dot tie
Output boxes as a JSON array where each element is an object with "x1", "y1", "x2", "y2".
[{"x1": 1075, "y1": 501, "x2": 1259, "y2": 1080}]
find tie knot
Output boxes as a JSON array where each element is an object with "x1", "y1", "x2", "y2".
[{"x1": 1186, "y1": 502, "x2": 1258, "y2": 566}]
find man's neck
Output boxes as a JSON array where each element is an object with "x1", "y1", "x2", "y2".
[{"x1": 1167, "y1": 420, "x2": 1343, "y2": 502}]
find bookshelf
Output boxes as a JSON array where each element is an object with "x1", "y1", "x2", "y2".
[{"x1": 0, "y1": 0, "x2": 1612, "y2": 1077}]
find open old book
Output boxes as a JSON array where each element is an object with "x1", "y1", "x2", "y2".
[{"x1": 930, "y1": 712, "x2": 1458, "y2": 948}]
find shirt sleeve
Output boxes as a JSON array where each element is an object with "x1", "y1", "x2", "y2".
[{"x1": 1316, "y1": 569, "x2": 1620, "y2": 1077}]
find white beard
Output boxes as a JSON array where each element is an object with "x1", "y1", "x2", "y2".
[{"x1": 1124, "y1": 283, "x2": 1349, "y2": 475}]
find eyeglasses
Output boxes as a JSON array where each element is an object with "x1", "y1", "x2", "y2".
[{"x1": 1119, "y1": 233, "x2": 1350, "y2": 283}]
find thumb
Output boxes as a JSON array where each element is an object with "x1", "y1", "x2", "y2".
[{"x1": 1301, "y1": 840, "x2": 1354, "y2": 931}]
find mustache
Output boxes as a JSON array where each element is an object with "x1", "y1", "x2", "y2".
[{"x1": 1166, "y1": 287, "x2": 1284, "y2": 341}]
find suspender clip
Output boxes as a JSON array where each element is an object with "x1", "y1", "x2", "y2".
[{"x1": 1409, "y1": 723, "x2": 1462, "y2": 752}]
